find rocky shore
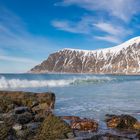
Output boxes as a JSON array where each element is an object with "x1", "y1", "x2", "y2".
[{"x1": 0, "y1": 91, "x2": 140, "y2": 140}]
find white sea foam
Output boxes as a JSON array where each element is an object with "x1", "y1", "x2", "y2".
[
  {"x1": 0, "y1": 76, "x2": 71, "y2": 89},
  {"x1": 0, "y1": 76, "x2": 114, "y2": 89},
  {"x1": 71, "y1": 76, "x2": 113, "y2": 85}
]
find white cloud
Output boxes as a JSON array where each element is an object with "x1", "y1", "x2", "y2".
[
  {"x1": 52, "y1": 20, "x2": 85, "y2": 34},
  {"x1": 94, "y1": 35, "x2": 121, "y2": 44},
  {"x1": 0, "y1": 55, "x2": 39, "y2": 64},
  {"x1": 52, "y1": 16, "x2": 131, "y2": 44},
  {"x1": 58, "y1": 0, "x2": 140, "y2": 22},
  {"x1": 93, "y1": 22, "x2": 131, "y2": 43},
  {"x1": 52, "y1": 17, "x2": 93, "y2": 34},
  {"x1": 54, "y1": 1, "x2": 135, "y2": 44},
  {"x1": 94, "y1": 22, "x2": 123, "y2": 36}
]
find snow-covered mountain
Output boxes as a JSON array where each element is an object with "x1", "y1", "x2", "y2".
[{"x1": 30, "y1": 37, "x2": 140, "y2": 74}]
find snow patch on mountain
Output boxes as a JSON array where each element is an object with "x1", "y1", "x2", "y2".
[{"x1": 60, "y1": 36, "x2": 140, "y2": 55}]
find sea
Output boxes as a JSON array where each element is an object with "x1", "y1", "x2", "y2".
[{"x1": 0, "y1": 73, "x2": 140, "y2": 124}]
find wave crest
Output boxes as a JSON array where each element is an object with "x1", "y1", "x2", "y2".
[
  {"x1": 0, "y1": 76, "x2": 114, "y2": 89},
  {"x1": 70, "y1": 76, "x2": 112, "y2": 85}
]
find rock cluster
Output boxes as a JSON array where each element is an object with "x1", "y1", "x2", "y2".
[
  {"x1": 0, "y1": 91, "x2": 55, "y2": 140},
  {"x1": 1, "y1": 91, "x2": 140, "y2": 140}
]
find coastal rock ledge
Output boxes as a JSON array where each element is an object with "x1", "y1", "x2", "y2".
[
  {"x1": 0, "y1": 91, "x2": 55, "y2": 140},
  {"x1": 30, "y1": 37, "x2": 140, "y2": 74},
  {"x1": 1, "y1": 91, "x2": 140, "y2": 139}
]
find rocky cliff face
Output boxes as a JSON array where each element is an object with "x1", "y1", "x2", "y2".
[{"x1": 30, "y1": 37, "x2": 140, "y2": 74}]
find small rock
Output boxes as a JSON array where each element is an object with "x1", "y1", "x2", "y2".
[
  {"x1": 14, "y1": 106, "x2": 30, "y2": 114},
  {"x1": 0, "y1": 121, "x2": 4, "y2": 124},
  {"x1": 66, "y1": 131, "x2": 75, "y2": 139},
  {"x1": 32, "y1": 103, "x2": 53, "y2": 117},
  {"x1": 31, "y1": 101, "x2": 39, "y2": 108},
  {"x1": 71, "y1": 118, "x2": 98, "y2": 132},
  {"x1": 25, "y1": 122, "x2": 41, "y2": 131},
  {"x1": 16, "y1": 112, "x2": 33, "y2": 124},
  {"x1": 105, "y1": 114, "x2": 137, "y2": 129},
  {"x1": 13, "y1": 123, "x2": 22, "y2": 131},
  {"x1": 0, "y1": 107, "x2": 3, "y2": 113},
  {"x1": 2, "y1": 112, "x2": 14, "y2": 119},
  {"x1": 133, "y1": 121, "x2": 140, "y2": 130},
  {"x1": 34, "y1": 114, "x2": 45, "y2": 122},
  {"x1": 16, "y1": 129, "x2": 30, "y2": 139}
]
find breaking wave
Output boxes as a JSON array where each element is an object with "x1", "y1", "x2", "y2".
[
  {"x1": 71, "y1": 76, "x2": 113, "y2": 85},
  {"x1": 0, "y1": 76, "x2": 114, "y2": 89}
]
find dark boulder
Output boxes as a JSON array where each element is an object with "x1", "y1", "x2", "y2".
[{"x1": 16, "y1": 112, "x2": 33, "y2": 124}]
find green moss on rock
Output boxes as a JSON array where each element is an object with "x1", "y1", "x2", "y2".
[{"x1": 35, "y1": 115, "x2": 72, "y2": 140}]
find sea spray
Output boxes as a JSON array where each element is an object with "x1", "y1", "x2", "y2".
[{"x1": 0, "y1": 76, "x2": 114, "y2": 89}]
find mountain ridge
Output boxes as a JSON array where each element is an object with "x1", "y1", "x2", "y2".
[{"x1": 29, "y1": 37, "x2": 140, "y2": 74}]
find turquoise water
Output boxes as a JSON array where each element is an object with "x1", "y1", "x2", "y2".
[{"x1": 0, "y1": 74, "x2": 140, "y2": 122}]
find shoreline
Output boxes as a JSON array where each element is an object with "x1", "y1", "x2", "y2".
[
  {"x1": 1, "y1": 72, "x2": 140, "y2": 76},
  {"x1": 0, "y1": 91, "x2": 140, "y2": 139}
]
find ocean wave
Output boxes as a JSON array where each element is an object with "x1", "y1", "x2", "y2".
[
  {"x1": 0, "y1": 76, "x2": 114, "y2": 89},
  {"x1": 70, "y1": 76, "x2": 113, "y2": 85}
]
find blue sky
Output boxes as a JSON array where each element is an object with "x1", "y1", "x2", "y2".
[{"x1": 0, "y1": 0, "x2": 140, "y2": 73}]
